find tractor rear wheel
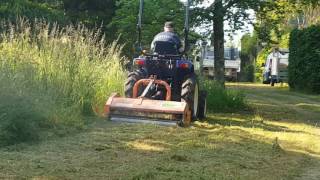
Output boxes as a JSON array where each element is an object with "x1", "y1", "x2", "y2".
[
  {"x1": 181, "y1": 75, "x2": 199, "y2": 120},
  {"x1": 124, "y1": 69, "x2": 147, "y2": 98}
]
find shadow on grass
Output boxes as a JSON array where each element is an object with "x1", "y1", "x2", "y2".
[
  {"x1": 202, "y1": 108, "x2": 316, "y2": 136},
  {"x1": 228, "y1": 83, "x2": 320, "y2": 127},
  {"x1": 253, "y1": 100, "x2": 320, "y2": 127},
  {"x1": 205, "y1": 115, "x2": 290, "y2": 132}
]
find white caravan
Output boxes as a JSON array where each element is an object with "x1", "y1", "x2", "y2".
[{"x1": 262, "y1": 48, "x2": 289, "y2": 86}]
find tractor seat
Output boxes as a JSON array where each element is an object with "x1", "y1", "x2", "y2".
[{"x1": 153, "y1": 41, "x2": 179, "y2": 55}]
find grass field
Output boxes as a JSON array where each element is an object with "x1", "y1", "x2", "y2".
[{"x1": 0, "y1": 83, "x2": 319, "y2": 179}]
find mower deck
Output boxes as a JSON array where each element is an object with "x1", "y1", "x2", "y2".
[{"x1": 104, "y1": 87, "x2": 191, "y2": 127}]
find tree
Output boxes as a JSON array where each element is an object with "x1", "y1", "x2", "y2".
[
  {"x1": 240, "y1": 33, "x2": 257, "y2": 82},
  {"x1": 254, "y1": 0, "x2": 298, "y2": 45},
  {"x1": 296, "y1": 0, "x2": 320, "y2": 27},
  {"x1": 300, "y1": 3, "x2": 320, "y2": 26},
  {"x1": 109, "y1": 0, "x2": 186, "y2": 57},
  {"x1": 255, "y1": 0, "x2": 320, "y2": 46},
  {"x1": 62, "y1": 0, "x2": 117, "y2": 38},
  {"x1": 194, "y1": 0, "x2": 267, "y2": 86},
  {"x1": 0, "y1": 0, "x2": 118, "y2": 39},
  {"x1": 0, "y1": 0, "x2": 66, "y2": 23}
]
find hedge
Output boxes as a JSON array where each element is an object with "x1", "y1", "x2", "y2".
[{"x1": 289, "y1": 26, "x2": 320, "y2": 94}]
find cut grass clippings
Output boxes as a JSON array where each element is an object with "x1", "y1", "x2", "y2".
[{"x1": 0, "y1": 83, "x2": 319, "y2": 179}]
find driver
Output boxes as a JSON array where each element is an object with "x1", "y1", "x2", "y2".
[{"x1": 151, "y1": 22, "x2": 183, "y2": 55}]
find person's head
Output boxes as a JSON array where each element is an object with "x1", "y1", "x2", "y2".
[{"x1": 164, "y1": 21, "x2": 174, "y2": 32}]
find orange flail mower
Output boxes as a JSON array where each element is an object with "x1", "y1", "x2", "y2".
[{"x1": 104, "y1": 77, "x2": 192, "y2": 126}]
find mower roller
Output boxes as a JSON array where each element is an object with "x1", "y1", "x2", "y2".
[{"x1": 103, "y1": 0, "x2": 206, "y2": 126}]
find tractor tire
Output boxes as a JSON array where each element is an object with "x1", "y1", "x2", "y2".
[
  {"x1": 124, "y1": 69, "x2": 147, "y2": 98},
  {"x1": 197, "y1": 90, "x2": 207, "y2": 120},
  {"x1": 181, "y1": 74, "x2": 199, "y2": 120}
]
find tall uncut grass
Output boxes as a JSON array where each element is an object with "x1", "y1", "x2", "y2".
[
  {"x1": 202, "y1": 80, "x2": 246, "y2": 112},
  {"x1": 0, "y1": 19, "x2": 125, "y2": 145}
]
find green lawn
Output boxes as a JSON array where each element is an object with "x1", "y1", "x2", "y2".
[{"x1": 0, "y1": 83, "x2": 319, "y2": 179}]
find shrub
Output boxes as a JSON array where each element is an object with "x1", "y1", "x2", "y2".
[
  {"x1": 243, "y1": 64, "x2": 255, "y2": 82},
  {"x1": 255, "y1": 48, "x2": 272, "y2": 82},
  {"x1": 0, "y1": 19, "x2": 126, "y2": 145},
  {"x1": 289, "y1": 26, "x2": 320, "y2": 93},
  {"x1": 201, "y1": 80, "x2": 246, "y2": 112},
  {"x1": 0, "y1": 90, "x2": 42, "y2": 145}
]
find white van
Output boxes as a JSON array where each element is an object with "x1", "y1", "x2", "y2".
[{"x1": 200, "y1": 46, "x2": 241, "y2": 81}]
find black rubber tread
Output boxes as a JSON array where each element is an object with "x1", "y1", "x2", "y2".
[
  {"x1": 197, "y1": 90, "x2": 207, "y2": 120},
  {"x1": 270, "y1": 79, "x2": 275, "y2": 86},
  {"x1": 124, "y1": 69, "x2": 146, "y2": 97},
  {"x1": 181, "y1": 74, "x2": 198, "y2": 120}
]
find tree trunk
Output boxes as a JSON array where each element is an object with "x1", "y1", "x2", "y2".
[{"x1": 213, "y1": 1, "x2": 225, "y2": 86}]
